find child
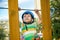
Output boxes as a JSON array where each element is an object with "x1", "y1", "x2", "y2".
[{"x1": 20, "y1": 10, "x2": 41, "y2": 40}]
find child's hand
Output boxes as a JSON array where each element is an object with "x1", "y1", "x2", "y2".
[
  {"x1": 34, "y1": 9, "x2": 39, "y2": 14},
  {"x1": 18, "y1": 7, "x2": 21, "y2": 11}
]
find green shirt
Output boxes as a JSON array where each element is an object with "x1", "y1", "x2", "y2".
[{"x1": 20, "y1": 18, "x2": 40, "y2": 40}]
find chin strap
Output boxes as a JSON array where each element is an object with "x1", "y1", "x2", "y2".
[{"x1": 25, "y1": 24, "x2": 28, "y2": 31}]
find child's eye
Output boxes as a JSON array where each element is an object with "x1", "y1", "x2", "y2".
[
  {"x1": 24, "y1": 15, "x2": 26, "y2": 17},
  {"x1": 28, "y1": 15, "x2": 31, "y2": 17},
  {"x1": 28, "y1": 16, "x2": 30, "y2": 17}
]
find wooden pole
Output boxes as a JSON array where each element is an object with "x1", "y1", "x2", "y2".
[
  {"x1": 8, "y1": 0, "x2": 20, "y2": 40},
  {"x1": 40, "y1": 0, "x2": 52, "y2": 40}
]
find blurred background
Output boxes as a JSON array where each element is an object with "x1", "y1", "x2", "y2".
[{"x1": 0, "y1": 0, "x2": 60, "y2": 40}]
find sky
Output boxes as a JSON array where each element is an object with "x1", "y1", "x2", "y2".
[{"x1": 0, "y1": 0, "x2": 41, "y2": 21}]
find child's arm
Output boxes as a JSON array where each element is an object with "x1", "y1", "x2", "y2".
[{"x1": 34, "y1": 9, "x2": 42, "y2": 24}]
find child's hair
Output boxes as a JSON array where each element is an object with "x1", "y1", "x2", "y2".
[{"x1": 22, "y1": 11, "x2": 34, "y2": 24}]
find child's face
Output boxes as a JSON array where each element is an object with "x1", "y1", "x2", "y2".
[{"x1": 23, "y1": 14, "x2": 33, "y2": 23}]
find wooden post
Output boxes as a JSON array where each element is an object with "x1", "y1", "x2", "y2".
[
  {"x1": 40, "y1": 0, "x2": 52, "y2": 40},
  {"x1": 8, "y1": 0, "x2": 20, "y2": 40}
]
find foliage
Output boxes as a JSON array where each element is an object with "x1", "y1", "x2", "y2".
[
  {"x1": 50, "y1": 0, "x2": 60, "y2": 39},
  {"x1": 0, "y1": 28, "x2": 6, "y2": 40}
]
